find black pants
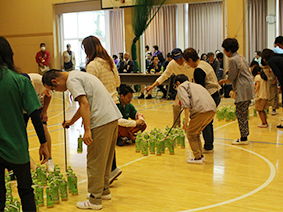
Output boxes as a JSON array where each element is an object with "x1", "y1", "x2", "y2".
[{"x1": 0, "y1": 157, "x2": 36, "y2": 212}]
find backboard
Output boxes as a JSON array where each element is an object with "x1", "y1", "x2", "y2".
[{"x1": 101, "y1": 0, "x2": 134, "y2": 9}]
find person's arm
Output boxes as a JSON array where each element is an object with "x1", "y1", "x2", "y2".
[
  {"x1": 29, "y1": 109, "x2": 50, "y2": 164},
  {"x1": 183, "y1": 108, "x2": 190, "y2": 131},
  {"x1": 41, "y1": 90, "x2": 51, "y2": 122},
  {"x1": 45, "y1": 51, "x2": 50, "y2": 66},
  {"x1": 272, "y1": 77, "x2": 278, "y2": 85},
  {"x1": 227, "y1": 59, "x2": 238, "y2": 83},
  {"x1": 194, "y1": 68, "x2": 206, "y2": 88},
  {"x1": 75, "y1": 95, "x2": 93, "y2": 145}
]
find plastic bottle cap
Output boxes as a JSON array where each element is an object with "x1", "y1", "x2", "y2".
[
  {"x1": 38, "y1": 182, "x2": 42, "y2": 185},
  {"x1": 47, "y1": 183, "x2": 51, "y2": 186},
  {"x1": 14, "y1": 197, "x2": 18, "y2": 201},
  {"x1": 62, "y1": 177, "x2": 65, "y2": 180}
]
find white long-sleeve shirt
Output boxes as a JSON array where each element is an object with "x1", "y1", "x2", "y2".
[{"x1": 156, "y1": 60, "x2": 194, "y2": 85}]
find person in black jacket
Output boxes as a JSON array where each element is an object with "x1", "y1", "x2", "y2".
[
  {"x1": 261, "y1": 48, "x2": 283, "y2": 128},
  {"x1": 118, "y1": 52, "x2": 135, "y2": 73}
]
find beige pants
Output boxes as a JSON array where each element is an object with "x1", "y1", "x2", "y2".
[
  {"x1": 173, "y1": 94, "x2": 182, "y2": 128},
  {"x1": 186, "y1": 111, "x2": 215, "y2": 159},
  {"x1": 88, "y1": 120, "x2": 118, "y2": 204}
]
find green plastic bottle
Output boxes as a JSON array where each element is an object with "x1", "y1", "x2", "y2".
[
  {"x1": 48, "y1": 171, "x2": 54, "y2": 182},
  {"x1": 36, "y1": 164, "x2": 42, "y2": 182},
  {"x1": 5, "y1": 181, "x2": 11, "y2": 194},
  {"x1": 54, "y1": 165, "x2": 60, "y2": 176},
  {"x1": 6, "y1": 190, "x2": 13, "y2": 203},
  {"x1": 4, "y1": 201, "x2": 11, "y2": 212},
  {"x1": 41, "y1": 166, "x2": 47, "y2": 186},
  {"x1": 60, "y1": 177, "x2": 68, "y2": 201},
  {"x1": 13, "y1": 197, "x2": 21, "y2": 212},
  {"x1": 57, "y1": 174, "x2": 63, "y2": 187},
  {"x1": 77, "y1": 135, "x2": 83, "y2": 153},
  {"x1": 46, "y1": 183, "x2": 54, "y2": 208},
  {"x1": 71, "y1": 173, "x2": 78, "y2": 195},
  {"x1": 67, "y1": 170, "x2": 73, "y2": 193},
  {"x1": 32, "y1": 183, "x2": 39, "y2": 211},
  {"x1": 52, "y1": 180, "x2": 60, "y2": 204},
  {"x1": 36, "y1": 182, "x2": 44, "y2": 207}
]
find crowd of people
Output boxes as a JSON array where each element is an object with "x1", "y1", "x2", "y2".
[{"x1": 1, "y1": 34, "x2": 283, "y2": 211}]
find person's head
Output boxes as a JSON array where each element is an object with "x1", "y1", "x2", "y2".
[
  {"x1": 119, "y1": 85, "x2": 134, "y2": 105},
  {"x1": 0, "y1": 36, "x2": 18, "y2": 76},
  {"x1": 200, "y1": 53, "x2": 207, "y2": 61},
  {"x1": 145, "y1": 45, "x2": 149, "y2": 51},
  {"x1": 222, "y1": 38, "x2": 239, "y2": 57},
  {"x1": 82, "y1": 35, "x2": 113, "y2": 69},
  {"x1": 182, "y1": 48, "x2": 199, "y2": 68},
  {"x1": 42, "y1": 69, "x2": 67, "y2": 91},
  {"x1": 167, "y1": 53, "x2": 173, "y2": 62},
  {"x1": 146, "y1": 52, "x2": 152, "y2": 61},
  {"x1": 124, "y1": 52, "x2": 130, "y2": 61},
  {"x1": 40, "y1": 43, "x2": 46, "y2": 52},
  {"x1": 207, "y1": 52, "x2": 215, "y2": 63},
  {"x1": 66, "y1": 44, "x2": 71, "y2": 51},
  {"x1": 261, "y1": 48, "x2": 274, "y2": 63},
  {"x1": 152, "y1": 56, "x2": 159, "y2": 65},
  {"x1": 215, "y1": 49, "x2": 221, "y2": 55},
  {"x1": 255, "y1": 50, "x2": 261, "y2": 58},
  {"x1": 153, "y1": 45, "x2": 159, "y2": 52},
  {"x1": 274, "y1": 36, "x2": 283, "y2": 48},
  {"x1": 113, "y1": 55, "x2": 118, "y2": 60},
  {"x1": 251, "y1": 65, "x2": 261, "y2": 77},
  {"x1": 118, "y1": 52, "x2": 123, "y2": 60},
  {"x1": 216, "y1": 52, "x2": 223, "y2": 61},
  {"x1": 171, "y1": 48, "x2": 184, "y2": 66},
  {"x1": 174, "y1": 74, "x2": 188, "y2": 88}
]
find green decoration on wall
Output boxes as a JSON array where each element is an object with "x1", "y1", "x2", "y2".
[{"x1": 131, "y1": 0, "x2": 166, "y2": 72}]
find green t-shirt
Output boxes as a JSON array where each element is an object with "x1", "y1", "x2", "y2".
[
  {"x1": 117, "y1": 99, "x2": 137, "y2": 120},
  {"x1": 0, "y1": 68, "x2": 41, "y2": 164}
]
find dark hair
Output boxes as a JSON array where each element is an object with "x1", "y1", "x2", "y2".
[
  {"x1": 250, "y1": 60, "x2": 259, "y2": 67},
  {"x1": 119, "y1": 52, "x2": 124, "y2": 59},
  {"x1": 261, "y1": 49, "x2": 274, "y2": 62},
  {"x1": 145, "y1": 45, "x2": 149, "y2": 51},
  {"x1": 255, "y1": 50, "x2": 261, "y2": 56},
  {"x1": 200, "y1": 53, "x2": 207, "y2": 60},
  {"x1": 82, "y1": 36, "x2": 114, "y2": 70},
  {"x1": 147, "y1": 52, "x2": 152, "y2": 56},
  {"x1": 222, "y1": 38, "x2": 239, "y2": 53},
  {"x1": 216, "y1": 52, "x2": 223, "y2": 59},
  {"x1": 183, "y1": 48, "x2": 199, "y2": 62},
  {"x1": 119, "y1": 85, "x2": 134, "y2": 96},
  {"x1": 151, "y1": 56, "x2": 158, "y2": 61},
  {"x1": 40, "y1": 43, "x2": 45, "y2": 47},
  {"x1": 207, "y1": 52, "x2": 214, "y2": 57},
  {"x1": 174, "y1": 74, "x2": 188, "y2": 85},
  {"x1": 252, "y1": 65, "x2": 267, "y2": 81},
  {"x1": 42, "y1": 69, "x2": 63, "y2": 86},
  {"x1": 153, "y1": 45, "x2": 159, "y2": 51},
  {"x1": 66, "y1": 44, "x2": 71, "y2": 48},
  {"x1": 0, "y1": 36, "x2": 19, "y2": 79},
  {"x1": 113, "y1": 55, "x2": 118, "y2": 59},
  {"x1": 167, "y1": 53, "x2": 172, "y2": 58},
  {"x1": 274, "y1": 36, "x2": 283, "y2": 45}
]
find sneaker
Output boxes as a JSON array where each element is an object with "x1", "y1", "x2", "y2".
[
  {"x1": 258, "y1": 124, "x2": 268, "y2": 128},
  {"x1": 271, "y1": 111, "x2": 277, "y2": 115},
  {"x1": 232, "y1": 139, "x2": 249, "y2": 145},
  {"x1": 109, "y1": 168, "x2": 122, "y2": 185},
  {"x1": 46, "y1": 159, "x2": 55, "y2": 172},
  {"x1": 187, "y1": 158, "x2": 203, "y2": 164},
  {"x1": 202, "y1": 148, "x2": 214, "y2": 154},
  {"x1": 145, "y1": 94, "x2": 152, "y2": 99},
  {"x1": 76, "y1": 200, "x2": 102, "y2": 210},
  {"x1": 86, "y1": 192, "x2": 111, "y2": 200}
]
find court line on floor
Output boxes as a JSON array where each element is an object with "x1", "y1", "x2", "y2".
[{"x1": 177, "y1": 142, "x2": 276, "y2": 212}]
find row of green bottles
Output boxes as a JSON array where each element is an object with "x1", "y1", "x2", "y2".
[{"x1": 4, "y1": 197, "x2": 20, "y2": 212}]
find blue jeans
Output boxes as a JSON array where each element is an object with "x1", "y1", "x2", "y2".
[{"x1": 203, "y1": 92, "x2": 221, "y2": 150}]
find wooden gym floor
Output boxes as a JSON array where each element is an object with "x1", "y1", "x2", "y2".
[{"x1": 21, "y1": 91, "x2": 283, "y2": 211}]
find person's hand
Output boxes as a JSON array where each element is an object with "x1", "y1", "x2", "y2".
[
  {"x1": 144, "y1": 85, "x2": 154, "y2": 94},
  {"x1": 127, "y1": 65, "x2": 130, "y2": 70},
  {"x1": 83, "y1": 129, "x2": 93, "y2": 145},
  {"x1": 136, "y1": 119, "x2": 145, "y2": 128},
  {"x1": 40, "y1": 111, "x2": 48, "y2": 123},
  {"x1": 272, "y1": 80, "x2": 277, "y2": 85},
  {"x1": 218, "y1": 79, "x2": 225, "y2": 85},
  {"x1": 39, "y1": 142, "x2": 50, "y2": 164},
  {"x1": 62, "y1": 120, "x2": 72, "y2": 128},
  {"x1": 183, "y1": 121, "x2": 188, "y2": 131},
  {"x1": 39, "y1": 63, "x2": 44, "y2": 68}
]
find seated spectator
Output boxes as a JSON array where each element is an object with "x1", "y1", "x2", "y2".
[
  {"x1": 200, "y1": 53, "x2": 208, "y2": 61},
  {"x1": 117, "y1": 86, "x2": 147, "y2": 146},
  {"x1": 207, "y1": 52, "x2": 220, "y2": 79},
  {"x1": 164, "y1": 53, "x2": 173, "y2": 70},
  {"x1": 153, "y1": 45, "x2": 165, "y2": 66},
  {"x1": 145, "y1": 45, "x2": 151, "y2": 58},
  {"x1": 216, "y1": 52, "x2": 224, "y2": 69},
  {"x1": 118, "y1": 52, "x2": 135, "y2": 73},
  {"x1": 116, "y1": 52, "x2": 123, "y2": 69},
  {"x1": 113, "y1": 55, "x2": 118, "y2": 65},
  {"x1": 146, "y1": 52, "x2": 152, "y2": 70}
]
